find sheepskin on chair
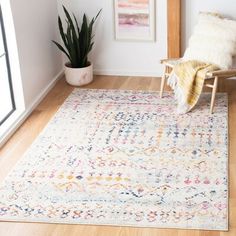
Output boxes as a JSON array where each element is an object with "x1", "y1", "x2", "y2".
[{"x1": 183, "y1": 12, "x2": 236, "y2": 69}]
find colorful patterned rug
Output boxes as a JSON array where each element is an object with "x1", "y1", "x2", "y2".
[{"x1": 0, "y1": 89, "x2": 228, "y2": 230}]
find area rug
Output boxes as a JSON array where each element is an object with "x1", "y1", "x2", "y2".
[{"x1": 0, "y1": 89, "x2": 228, "y2": 230}]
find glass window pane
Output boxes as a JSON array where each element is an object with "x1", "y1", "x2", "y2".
[
  {"x1": 0, "y1": 25, "x2": 4, "y2": 55},
  {"x1": 0, "y1": 5, "x2": 15, "y2": 125},
  {"x1": 0, "y1": 57, "x2": 13, "y2": 121}
]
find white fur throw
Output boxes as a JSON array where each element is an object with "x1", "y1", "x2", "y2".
[{"x1": 183, "y1": 12, "x2": 236, "y2": 69}]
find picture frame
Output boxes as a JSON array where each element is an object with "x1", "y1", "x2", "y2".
[{"x1": 114, "y1": 0, "x2": 156, "y2": 41}]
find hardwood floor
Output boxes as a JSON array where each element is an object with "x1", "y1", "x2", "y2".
[{"x1": 0, "y1": 75, "x2": 235, "y2": 236}]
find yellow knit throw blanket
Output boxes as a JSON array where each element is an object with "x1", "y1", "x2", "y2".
[{"x1": 167, "y1": 60, "x2": 219, "y2": 114}]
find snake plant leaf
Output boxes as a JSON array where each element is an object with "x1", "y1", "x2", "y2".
[
  {"x1": 63, "y1": 6, "x2": 78, "y2": 40},
  {"x1": 52, "y1": 40, "x2": 71, "y2": 61},
  {"x1": 79, "y1": 14, "x2": 88, "y2": 65},
  {"x1": 88, "y1": 10, "x2": 101, "y2": 51},
  {"x1": 58, "y1": 16, "x2": 68, "y2": 49},
  {"x1": 63, "y1": 6, "x2": 80, "y2": 66},
  {"x1": 73, "y1": 14, "x2": 80, "y2": 38},
  {"x1": 88, "y1": 19, "x2": 94, "y2": 45},
  {"x1": 72, "y1": 14, "x2": 81, "y2": 66},
  {"x1": 66, "y1": 25, "x2": 77, "y2": 67},
  {"x1": 88, "y1": 42, "x2": 94, "y2": 53},
  {"x1": 95, "y1": 9, "x2": 102, "y2": 21}
]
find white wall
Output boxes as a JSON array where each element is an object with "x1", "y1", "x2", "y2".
[
  {"x1": 182, "y1": 0, "x2": 236, "y2": 55},
  {"x1": 10, "y1": 0, "x2": 63, "y2": 108},
  {"x1": 58, "y1": 0, "x2": 167, "y2": 77}
]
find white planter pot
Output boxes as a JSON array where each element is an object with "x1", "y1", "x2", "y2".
[{"x1": 64, "y1": 62, "x2": 93, "y2": 86}]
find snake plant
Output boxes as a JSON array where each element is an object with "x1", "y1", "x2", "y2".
[{"x1": 53, "y1": 6, "x2": 101, "y2": 68}]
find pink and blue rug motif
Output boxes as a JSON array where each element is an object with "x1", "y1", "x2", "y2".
[{"x1": 0, "y1": 89, "x2": 228, "y2": 230}]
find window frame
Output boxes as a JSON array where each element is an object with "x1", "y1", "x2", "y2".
[{"x1": 0, "y1": 5, "x2": 16, "y2": 126}]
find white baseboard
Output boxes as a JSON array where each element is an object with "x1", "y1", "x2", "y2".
[
  {"x1": 23, "y1": 69, "x2": 65, "y2": 117},
  {"x1": 0, "y1": 70, "x2": 64, "y2": 148},
  {"x1": 93, "y1": 69, "x2": 162, "y2": 77}
]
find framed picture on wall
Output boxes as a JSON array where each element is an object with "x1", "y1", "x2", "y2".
[{"x1": 114, "y1": 0, "x2": 156, "y2": 41}]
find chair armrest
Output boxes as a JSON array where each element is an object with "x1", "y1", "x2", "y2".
[{"x1": 206, "y1": 69, "x2": 236, "y2": 77}]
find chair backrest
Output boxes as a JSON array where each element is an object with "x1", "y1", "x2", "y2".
[{"x1": 183, "y1": 12, "x2": 236, "y2": 70}]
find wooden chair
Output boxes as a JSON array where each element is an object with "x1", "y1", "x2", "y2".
[{"x1": 160, "y1": 58, "x2": 236, "y2": 113}]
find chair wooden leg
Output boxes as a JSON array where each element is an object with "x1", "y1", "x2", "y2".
[
  {"x1": 210, "y1": 76, "x2": 218, "y2": 114},
  {"x1": 160, "y1": 67, "x2": 168, "y2": 98}
]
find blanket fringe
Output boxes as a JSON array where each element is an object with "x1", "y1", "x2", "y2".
[{"x1": 167, "y1": 72, "x2": 190, "y2": 114}]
